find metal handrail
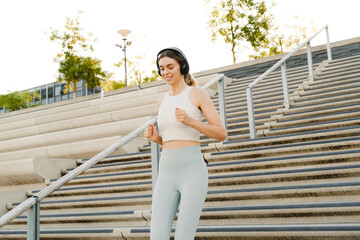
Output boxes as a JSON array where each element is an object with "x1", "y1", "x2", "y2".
[
  {"x1": 246, "y1": 25, "x2": 332, "y2": 139},
  {"x1": 0, "y1": 118, "x2": 156, "y2": 228},
  {"x1": 0, "y1": 74, "x2": 227, "y2": 236}
]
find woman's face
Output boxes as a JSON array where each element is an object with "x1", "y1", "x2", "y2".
[{"x1": 158, "y1": 56, "x2": 182, "y2": 85}]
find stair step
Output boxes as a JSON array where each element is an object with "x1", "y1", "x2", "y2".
[
  {"x1": 2, "y1": 224, "x2": 360, "y2": 239},
  {"x1": 11, "y1": 180, "x2": 360, "y2": 212},
  {"x1": 6, "y1": 201, "x2": 360, "y2": 229},
  {"x1": 262, "y1": 118, "x2": 360, "y2": 137}
]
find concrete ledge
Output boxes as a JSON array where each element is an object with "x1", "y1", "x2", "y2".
[
  {"x1": 0, "y1": 88, "x2": 162, "y2": 128},
  {"x1": 0, "y1": 157, "x2": 78, "y2": 186},
  {"x1": 0, "y1": 157, "x2": 78, "y2": 215},
  {"x1": 0, "y1": 115, "x2": 153, "y2": 153},
  {"x1": 0, "y1": 191, "x2": 28, "y2": 217},
  {"x1": 0, "y1": 103, "x2": 158, "y2": 142},
  {"x1": 0, "y1": 133, "x2": 150, "y2": 162},
  {"x1": 0, "y1": 80, "x2": 164, "y2": 121}
]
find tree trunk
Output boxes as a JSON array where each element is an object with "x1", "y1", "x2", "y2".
[
  {"x1": 232, "y1": 47, "x2": 236, "y2": 63},
  {"x1": 73, "y1": 82, "x2": 77, "y2": 99}
]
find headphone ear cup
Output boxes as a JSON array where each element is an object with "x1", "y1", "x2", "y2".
[
  {"x1": 181, "y1": 61, "x2": 189, "y2": 75},
  {"x1": 180, "y1": 62, "x2": 186, "y2": 74},
  {"x1": 156, "y1": 47, "x2": 189, "y2": 76}
]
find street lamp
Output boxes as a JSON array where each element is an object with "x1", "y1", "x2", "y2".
[{"x1": 115, "y1": 29, "x2": 132, "y2": 87}]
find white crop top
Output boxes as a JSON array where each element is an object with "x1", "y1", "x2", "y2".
[{"x1": 157, "y1": 86, "x2": 203, "y2": 143}]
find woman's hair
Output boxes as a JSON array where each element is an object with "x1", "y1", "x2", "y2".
[{"x1": 157, "y1": 49, "x2": 196, "y2": 87}]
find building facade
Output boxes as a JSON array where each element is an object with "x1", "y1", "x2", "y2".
[{"x1": 0, "y1": 80, "x2": 102, "y2": 114}]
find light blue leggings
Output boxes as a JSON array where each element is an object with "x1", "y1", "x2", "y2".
[{"x1": 150, "y1": 145, "x2": 208, "y2": 240}]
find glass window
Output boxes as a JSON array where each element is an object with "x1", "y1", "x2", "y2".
[
  {"x1": 76, "y1": 80, "x2": 83, "y2": 88},
  {"x1": 61, "y1": 84, "x2": 67, "y2": 96},
  {"x1": 95, "y1": 87, "x2": 102, "y2": 94},
  {"x1": 41, "y1": 88, "x2": 46, "y2": 99},
  {"x1": 35, "y1": 88, "x2": 41, "y2": 101},
  {"x1": 55, "y1": 85, "x2": 61, "y2": 96},
  {"x1": 48, "y1": 85, "x2": 54, "y2": 98},
  {"x1": 76, "y1": 88, "x2": 82, "y2": 97}
]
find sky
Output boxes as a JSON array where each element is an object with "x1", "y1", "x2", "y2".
[{"x1": 0, "y1": 0, "x2": 359, "y2": 95}]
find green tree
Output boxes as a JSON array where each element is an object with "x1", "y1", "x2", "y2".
[
  {"x1": 58, "y1": 54, "x2": 108, "y2": 95},
  {"x1": 207, "y1": 0, "x2": 271, "y2": 63},
  {"x1": 142, "y1": 70, "x2": 162, "y2": 84},
  {"x1": 0, "y1": 91, "x2": 40, "y2": 112},
  {"x1": 114, "y1": 57, "x2": 161, "y2": 89},
  {"x1": 249, "y1": 17, "x2": 317, "y2": 59},
  {"x1": 48, "y1": 11, "x2": 109, "y2": 98}
]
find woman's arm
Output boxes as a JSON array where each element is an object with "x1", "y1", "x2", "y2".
[{"x1": 175, "y1": 87, "x2": 227, "y2": 141}]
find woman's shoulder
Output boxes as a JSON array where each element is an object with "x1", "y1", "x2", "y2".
[
  {"x1": 190, "y1": 86, "x2": 209, "y2": 99},
  {"x1": 189, "y1": 86, "x2": 210, "y2": 108}
]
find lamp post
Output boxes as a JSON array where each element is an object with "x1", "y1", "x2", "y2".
[{"x1": 115, "y1": 29, "x2": 132, "y2": 87}]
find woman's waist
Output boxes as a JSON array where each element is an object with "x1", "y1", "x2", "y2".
[
  {"x1": 162, "y1": 140, "x2": 199, "y2": 150},
  {"x1": 160, "y1": 144, "x2": 204, "y2": 168}
]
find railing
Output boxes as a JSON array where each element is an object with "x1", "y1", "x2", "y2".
[
  {"x1": 0, "y1": 74, "x2": 228, "y2": 240},
  {"x1": 246, "y1": 25, "x2": 332, "y2": 139}
]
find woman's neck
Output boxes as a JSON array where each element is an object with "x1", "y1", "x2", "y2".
[{"x1": 169, "y1": 80, "x2": 188, "y2": 96}]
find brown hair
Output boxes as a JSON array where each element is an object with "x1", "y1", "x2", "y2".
[{"x1": 157, "y1": 49, "x2": 196, "y2": 87}]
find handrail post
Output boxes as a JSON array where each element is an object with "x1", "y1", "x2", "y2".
[
  {"x1": 217, "y1": 76, "x2": 228, "y2": 141},
  {"x1": 281, "y1": 62, "x2": 290, "y2": 109},
  {"x1": 307, "y1": 41, "x2": 314, "y2": 83},
  {"x1": 151, "y1": 123, "x2": 160, "y2": 193},
  {"x1": 27, "y1": 197, "x2": 40, "y2": 240},
  {"x1": 246, "y1": 87, "x2": 256, "y2": 139},
  {"x1": 326, "y1": 26, "x2": 332, "y2": 61}
]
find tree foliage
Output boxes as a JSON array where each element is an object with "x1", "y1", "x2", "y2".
[
  {"x1": 249, "y1": 17, "x2": 317, "y2": 59},
  {"x1": 113, "y1": 56, "x2": 161, "y2": 90},
  {"x1": 49, "y1": 11, "x2": 94, "y2": 62},
  {"x1": 0, "y1": 91, "x2": 41, "y2": 112},
  {"x1": 58, "y1": 55, "x2": 107, "y2": 90},
  {"x1": 48, "y1": 11, "x2": 109, "y2": 98},
  {"x1": 208, "y1": 0, "x2": 271, "y2": 63},
  {"x1": 207, "y1": 0, "x2": 315, "y2": 61},
  {"x1": 142, "y1": 70, "x2": 162, "y2": 84}
]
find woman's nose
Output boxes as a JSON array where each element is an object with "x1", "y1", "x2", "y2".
[{"x1": 162, "y1": 68, "x2": 169, "y2": 75}]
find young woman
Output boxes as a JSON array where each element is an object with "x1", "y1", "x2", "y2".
[{"x1": 144, "y1": 47, "x2": 227, "y2": 240}]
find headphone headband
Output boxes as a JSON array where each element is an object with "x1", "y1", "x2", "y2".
[{"x1": 156, "y1": 47, "x2": 189, "y2": 76}]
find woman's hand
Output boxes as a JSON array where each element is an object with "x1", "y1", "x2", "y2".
[
  {"x1": 175, "y1": 107, "x2": 192, "y2": 125},
  {"x1": 144, "y1": 123, "x2": 162, "y2": 144}
]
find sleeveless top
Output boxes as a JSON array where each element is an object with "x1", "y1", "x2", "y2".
[{"x1": 157, "y1": 86, "x2": 203, "y2": 143}]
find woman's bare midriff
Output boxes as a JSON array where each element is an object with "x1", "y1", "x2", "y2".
[{"x1": 162, "y1": 140, "x2": 200, "y2": 150}]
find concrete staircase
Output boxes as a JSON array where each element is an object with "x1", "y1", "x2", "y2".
[{"x1": 0, "y1": 42, "x2": 360, "y2": 239}]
